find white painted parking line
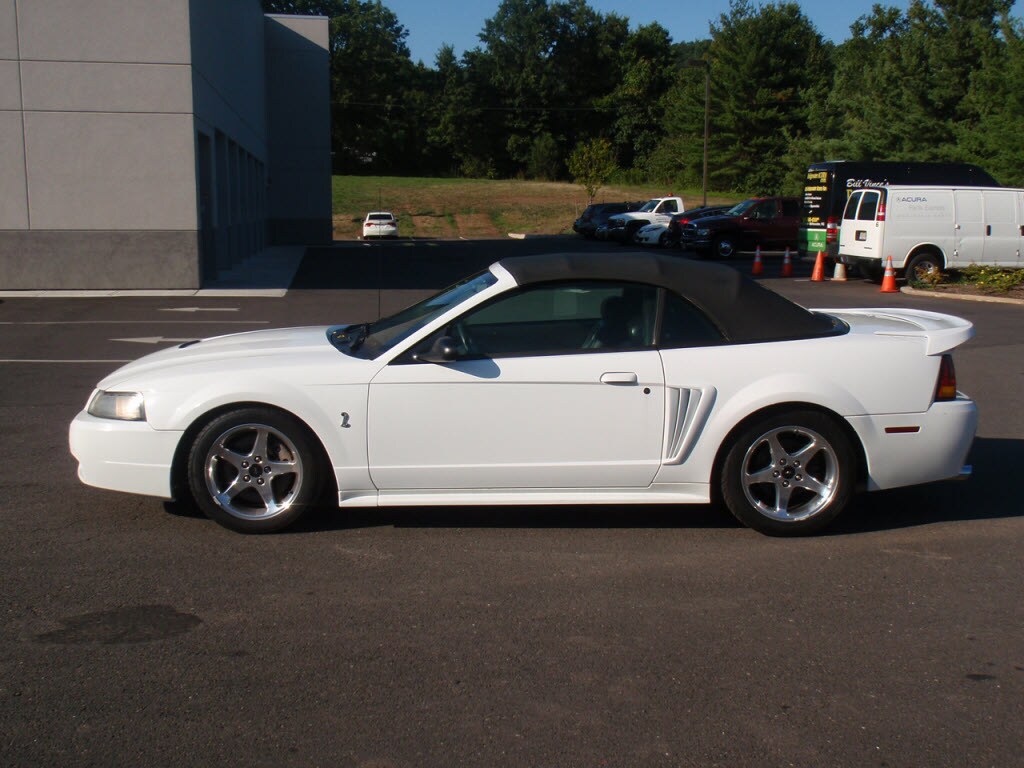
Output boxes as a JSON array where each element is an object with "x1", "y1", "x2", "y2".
[
  {"x1": 110, "y1": 337, "x2": 195, "y2": 344},
  {"x1": 160, "y1": 307, "x2": 239, "y2": 312},
  {"x1": 0, "y1": 320, "x2": 268, "y2": 325},
  {"x1": 0, "y1": 359, "x2": 132, "y2": 363}
]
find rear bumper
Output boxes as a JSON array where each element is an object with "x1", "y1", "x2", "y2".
[
  {"x1": 69, "y1": 411, "x2": 181, "y2": 499},
  {"x1": 847, "y1": 396, "x2": 978, "y2": 492}
]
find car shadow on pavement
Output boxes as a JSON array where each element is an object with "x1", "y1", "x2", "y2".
[
  {"x1": 828, "y1": 436, "x2": 1021, "y2": 535},
  {"x1": 164, "y1": 437, "x2": 1019, "y2": 536}
]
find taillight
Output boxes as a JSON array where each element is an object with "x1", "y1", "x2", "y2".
[
  {"x1": 877, "y1": 199, "x2": 886, "y2": 222},
  {"x1": 935, "y1": 354, "x2": 957, "y2": 401},
  {"x1": 826, "y1": 216, "x2": 839, "y2": 244}
]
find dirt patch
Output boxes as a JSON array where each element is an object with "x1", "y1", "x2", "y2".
[
  {"x1": 411, "y1": 215, "x2": 456, "y2": 239},
  {"x1": 454, "y1": 212, "x2": 501, "y2": 238}
]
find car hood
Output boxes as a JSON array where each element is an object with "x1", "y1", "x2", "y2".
[
  {"x1": 97, "y1": 325, "x2": 352, "y2": 389},
  {"x1": 688, "y1": 214, "x2": 737, "y2": 228}
]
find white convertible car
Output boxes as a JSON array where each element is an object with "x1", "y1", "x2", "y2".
[{"x1": 70, "y1": 253, "x2": 977, "y2": 536}]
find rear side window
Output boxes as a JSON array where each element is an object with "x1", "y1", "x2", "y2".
[
  {"x1": 782, "y1": 199, "x2": 800, "y2": 217},
  {"x1": 658, "y1": 292, "x2": 724, "y2": 348},
  {"x1": 857, "y1": 191, "x2": 879, "y2": 221},
  {"x1": 842, "y1": 191, "x2": 863, "y2": 221}
]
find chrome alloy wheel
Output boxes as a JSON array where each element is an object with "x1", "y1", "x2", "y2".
[
  {"x1": 740, "y1": 425, "x2": 838, "y2": 522},
  {"x1": 203, "y1": 423, "x2": 303, "y2": 520}
]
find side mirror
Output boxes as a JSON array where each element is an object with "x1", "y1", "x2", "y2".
[{"x1": 414, "y1": 335, "x2": 459, "y2": 364}]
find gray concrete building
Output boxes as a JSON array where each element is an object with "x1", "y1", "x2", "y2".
[{"x1": 0, "y1": 0, "x2": 331, "y2": 289}]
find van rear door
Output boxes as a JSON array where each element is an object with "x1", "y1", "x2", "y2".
[{"x1": 839, "y1": 189, "x2": 883, "y2": 261}]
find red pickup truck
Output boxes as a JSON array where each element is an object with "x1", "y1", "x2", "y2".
[{"x1": 680, "y1": 197, "x2": 801, "y2": 258}]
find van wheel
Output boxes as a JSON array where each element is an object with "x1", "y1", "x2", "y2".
[{"x1": 906, "y1": 251, "x2": 943, "y2": 282}]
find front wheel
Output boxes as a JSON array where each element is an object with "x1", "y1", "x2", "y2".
[
  {"x1": 720, "y1": 410, "x2": 856, "y2": 536},
  {"x1": 713, "y1": 237, "x2": 735, "y2": 259},
  {"x1": 187, "y1": 407, "x2": 324, "y2": 533}
]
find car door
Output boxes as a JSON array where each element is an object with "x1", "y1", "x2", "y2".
[{"x1": 367, "y1": 281, "x2": 666, "y2": 490}]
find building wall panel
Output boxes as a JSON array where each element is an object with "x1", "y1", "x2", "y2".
[
  {"x1": 17, "y1": 0, "x2": 190, "y2": 64},
  {"x1": 0, "y1": 59, "x2": 21, "y2": 111},
  {"x1": 21, "y1": 61, "x2": 192, "y2": 114},
  {"x1": 0, "y1": 111, "x2": 29, "y2": 228},
  {"x1": 0, "y1": 0, "x2": 18, "y2": 59},
  {"x1": 24, "y1": 112, "x2": 197, "y2": 230}
]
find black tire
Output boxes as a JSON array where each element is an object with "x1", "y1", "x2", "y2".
[
  {"x1": 187, "y1": 407, "x2": 324, "y2": 533},
  {"x1": 906, "y1": 250, "x2": 943, "y2": 282},
  {"x1": 720, "y1": 410, "x2": 856, "y2": 536},
  {"x1": 861, "y1": 261, "x2": 884, "y2": 283},
  {"x1": 713, "y1": 236, "x2": 735, "y2": 259},
  {"x1": 658, "y1": 231, "x2": 670, "y2": 248},
  {"x1": 622, "y1": 222, "x2": 643, "y2": 245}
]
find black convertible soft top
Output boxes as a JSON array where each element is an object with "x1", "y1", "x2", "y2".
[{"x1": 497, "y1": 252, "x2": 841, "y2": 343}]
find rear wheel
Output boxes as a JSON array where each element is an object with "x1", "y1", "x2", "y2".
[
  {"x1": 720, "y1": 410, "x2": 855, "y2": 536},
  {"x1": 187, "y1": 407, "x2": 324, "y2": 533},
  {"x1": 906, "y1": 250, "x2": 943, "y2": 282}
]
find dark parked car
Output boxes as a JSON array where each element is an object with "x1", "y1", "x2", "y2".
[
  {"x1": 663, "y1": 205, "x2": 731, "y2": 248},
  {"x1": 573, "y1": 201, "x2": 643, "y2": 239},
  {"x1": 681, "y1": 197, "x2": 801, "y2": 258}
]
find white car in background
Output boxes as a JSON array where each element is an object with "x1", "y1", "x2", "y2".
[
  {"x1": 362, "y1": 211, "x2": 398, "y2": 239},
  {"x1": 70, "y1": 253, "x2": 977, "y2": 537},
  {"x1": 634, "y1": 222, "x2": 670, "y2": 247}
]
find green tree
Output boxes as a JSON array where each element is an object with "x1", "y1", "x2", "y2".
[
  {"x1": 698, "y1": 0, "x2": 831, "y2": 194},
  {"x1": 568, "y1": 138, "x2": 618, "y2": 201}
]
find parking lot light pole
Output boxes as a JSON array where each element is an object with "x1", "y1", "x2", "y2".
[{"x1": 687, "y1": 59, "x2": 710, "y2": 208}]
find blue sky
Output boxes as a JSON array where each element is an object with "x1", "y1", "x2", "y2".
[{"x1": 383, "y1": 0, "x2": 1022, "y2": 65}]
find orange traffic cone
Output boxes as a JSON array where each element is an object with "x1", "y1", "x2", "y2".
[
  {"x1": 781, "y1": 247, "x2": 793, "y2": 278},
  {"x1": 832, "y1": 260, "x2": 847, "y2": 281},
  {"x1": 751, "y1": 245, "x2": 764, "y2": 276},
  {"x1": 880, "y1": 255, "x2": 899, "y2": 293},
  {"x1": 810, "y1": 250, "x2": 826, "y2": 282}
]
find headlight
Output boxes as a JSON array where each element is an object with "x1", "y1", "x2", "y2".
[
  {"x1": 87, "y1": 390, "x2": 147, "y2": 421},
  {"x1": 697, "y1": 228, "x2": 710, "y2": 237}
]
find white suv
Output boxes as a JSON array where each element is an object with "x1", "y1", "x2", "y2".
[{"x1": 362, "y1": 211, "x2": 398, "y2": 239}]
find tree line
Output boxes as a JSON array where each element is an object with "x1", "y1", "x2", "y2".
[{"x1": 263, "y1": 0, "x2": 1024, "y2": 194}]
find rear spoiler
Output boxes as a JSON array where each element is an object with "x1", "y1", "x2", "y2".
[{"x1": 818, "y1": 308, "x2": 974, "y2": 355}]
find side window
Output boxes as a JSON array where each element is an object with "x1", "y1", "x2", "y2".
[
  {"x1": 658, "y1": 292, "x2": 724, "y2": 348},
  {"x1": 843, "y1": 191, "x2": 863, "y2": 221},
  {"x1": 752, "y1": 201, "x2": 778, "y2": 219},
  {"x1": 442, "y1": 281, "x2": 658, "y2": 358},
  {"x1": 857, "y1": 191, "x2": 879, "y2": 221},
  {"x1": 782, "y1": 199, "x2": 800, "y2": 217},
  {"x1": 661, "y1": 199, "x2": 679, "y2": 213}
]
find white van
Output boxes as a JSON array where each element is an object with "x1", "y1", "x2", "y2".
[{"x1": 838, "y1": 185, "x2": 1024, "y2": 280}]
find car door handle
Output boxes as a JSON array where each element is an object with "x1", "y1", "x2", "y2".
[
  {"x1": 986, "y1": 225, "x2": 992, "y2": 236},
  {"x1": 600, "y1": 372, "x2": 638, "y2": 385}
]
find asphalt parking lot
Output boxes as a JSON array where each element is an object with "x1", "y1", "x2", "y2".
[{"x1": 2, "y1": 238, "x2": 1022, "y2": 767}]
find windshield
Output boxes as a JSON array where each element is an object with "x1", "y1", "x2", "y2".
[
  {"x1": 332, "y1": 270, "x2": 498, "y2": 359},
  {"x1": 726, "y1": 200, "x2": 758, "y2": 216},
  {"x1": 638, "y1": 199, "x2": 659, "y2": 212}
]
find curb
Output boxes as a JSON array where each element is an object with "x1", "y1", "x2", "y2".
[{"x1": 900, "y1": 285, "x2": 1024, "y2": 306}]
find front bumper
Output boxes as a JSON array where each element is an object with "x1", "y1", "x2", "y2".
[
  {"x1": 847, "y1": 396, "x2": 978, "y2": 492},
  {"x1": 69, "y1": 411, "x2": 182, "y2": 499}
]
